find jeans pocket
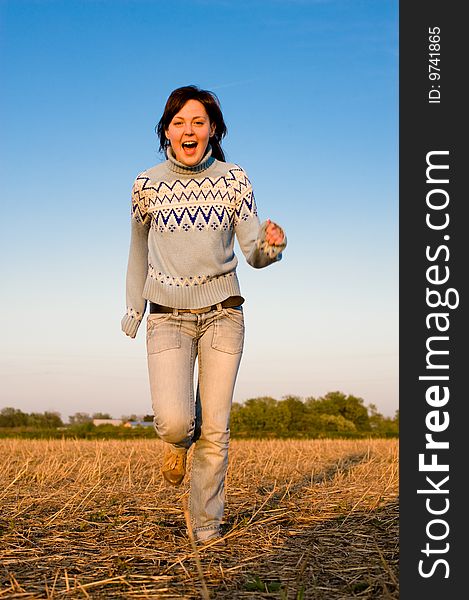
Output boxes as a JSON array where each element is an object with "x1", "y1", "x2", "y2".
[
  {"x1": 146, "y1": 314, "x2": 181, "y2": 355},
  {"x1": 211, "y1": 308, "x2": 245, "y2": 354}
]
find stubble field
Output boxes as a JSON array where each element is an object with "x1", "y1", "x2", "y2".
[{"x1": 0, "y1": 438, "x2": 398, "y2": 599}]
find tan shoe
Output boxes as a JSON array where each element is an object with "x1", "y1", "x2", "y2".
[{"x1": 161, "y1": 447, "x2": 187, "y2": 486}]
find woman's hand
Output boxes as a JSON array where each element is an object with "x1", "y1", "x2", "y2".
[{"x1": 265, "y1": 219, "x2": 285, "y2": 246}]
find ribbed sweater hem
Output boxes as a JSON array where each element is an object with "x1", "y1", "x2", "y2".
[{"x1": 142, "y1": 271, "x2": 242, "y2": 309}]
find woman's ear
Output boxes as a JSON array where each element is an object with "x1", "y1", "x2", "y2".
[{"x1": 210, "y1": 123, "x2": 216, "y2": 137}]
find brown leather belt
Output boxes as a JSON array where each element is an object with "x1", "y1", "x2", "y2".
[{"x1": 149, "y1": 296, "x2": 243, "y2": 315}]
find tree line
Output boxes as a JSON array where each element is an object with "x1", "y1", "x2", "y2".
[
  {"x1": 230, "y1": 392, "x2": 398, "y2": 438},
  {"x1": 0, "y1": 391, "x2": 398, "y2": 439}
]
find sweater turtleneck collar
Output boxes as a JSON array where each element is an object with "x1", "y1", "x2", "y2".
[{"x1": 166, "y1": 144, "x2": 215, "y2": 175}]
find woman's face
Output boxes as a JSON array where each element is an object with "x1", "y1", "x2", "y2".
[{"x1": 165, "y1": 99, "x2": 215, "y2": 166}]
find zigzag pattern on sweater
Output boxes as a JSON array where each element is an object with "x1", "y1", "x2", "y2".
[
  {"x1": 131, "y1": 166, "x2": 257, "y2": 231},
  {"x1": 148, "y1": 264, "x2": 236, "y2": 288}
]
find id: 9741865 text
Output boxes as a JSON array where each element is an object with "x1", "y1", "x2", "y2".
[{"x1": 428, "y1": 26, "x2": 441, "y2": 104}]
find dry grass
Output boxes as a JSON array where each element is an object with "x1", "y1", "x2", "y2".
[{"x1": 0, "y1": 438, "x2": 398, "y2": 599}]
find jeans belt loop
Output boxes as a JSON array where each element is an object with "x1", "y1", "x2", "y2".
[
  {"x1": 216, "y1": 302, "x2": 223, "y2": 311},
  {"x1": 172, "y1": 308, "x2": 179, "y2": 316}
]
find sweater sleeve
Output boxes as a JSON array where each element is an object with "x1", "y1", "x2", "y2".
[
  {"x1": 233, "y1": 168, "x2": 287, "y2": 269},
  {"x1": 121, "y1": 176, "x2": 151, "y2": 338}
]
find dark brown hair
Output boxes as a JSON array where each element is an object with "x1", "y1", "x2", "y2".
[{"x1": 156, "y1": 85, "x2": 227, "y2": 162}]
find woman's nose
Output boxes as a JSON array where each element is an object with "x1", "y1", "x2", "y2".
[{"x1": 183, "y1": 122, "x2": 194, "y2": 134}]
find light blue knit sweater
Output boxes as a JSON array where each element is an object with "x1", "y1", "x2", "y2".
[{"x1": 121, "y1": 146, "x2": 287, "y2": 338}]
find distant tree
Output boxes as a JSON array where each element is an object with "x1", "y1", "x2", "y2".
[
  {"x1": 0, "y1": 407, "x2": 29, "y2": 427},
  {"x1": 68, "y1": 421, "x2": 95, "y2": 434},
  {"x1": 230, "y1": 397, "x2": 278, "y2": 437},
  {"x1": 368, "y1": 403, "x2": 383, "y2": 429},
  {"x1": 143, "y1": 414, "x2": 154, "y2": 422},
  {"x1": 230, "y1": 393, "x2": 398, "y2": 439},
  {"x1": 317, "y1": 413, "x2": 357, "y2": 433},
  {"x1": 307, "y1": 391, "x2": 370, "y2": 431},
  {"x1": 231, "y1": 396, "x2": 313, "y2": 438},
  {"x1": 244, "y1": 397, "x2": 278, "y2": 435},
  {"x1": 92, "y1": 412, "x2": 112, "y2": 420},
  {"x1": 68, "y1": 412, "x2": 92, "y2": 425},
  {"x1": 368, "y1": 404, "x2": 399, "y2": 436},
  {"x1": 229, "y1": 402, "x2": 245, "y2": 435},
  {"x1": 28, "y1": 411, "x2": 63, "y2": 429},
  {"x1": 273, "y1": 399, "x2": 293, "y2": 437},
  {"x1": 121, "y1": 414, "x2": 139, "y2": 422},
  {"x1": 281, "y1": 395, "x2": 311, "y2": 436}
]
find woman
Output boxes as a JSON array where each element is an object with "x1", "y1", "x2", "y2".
[{"x1": 121, "y1": 85, "x2": 286, "y2": 544}]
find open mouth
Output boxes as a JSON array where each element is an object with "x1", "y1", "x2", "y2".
[
  {"x1": 180, "y1": 140, "x2": 198, "y2": 159},
  {"x1": 182, "y1": 141, "x2": 198, "y2": 150}
]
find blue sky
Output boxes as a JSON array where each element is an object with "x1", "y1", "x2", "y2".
[{"x1": 0, "y1": 0, "x2": 398, "y2": 420}]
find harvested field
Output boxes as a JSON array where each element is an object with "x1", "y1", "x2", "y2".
[{"x1": 0, "y1": 438, "x2": 398, "y2": 599}]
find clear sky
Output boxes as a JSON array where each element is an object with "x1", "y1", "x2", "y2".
[{"x1": 0, "y1": 0, "x2": 398, "y2": 421}]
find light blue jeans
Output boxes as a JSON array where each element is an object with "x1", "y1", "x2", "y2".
[{"x1": 146, "y1": 304, "x2": 244, "y2": 541}]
